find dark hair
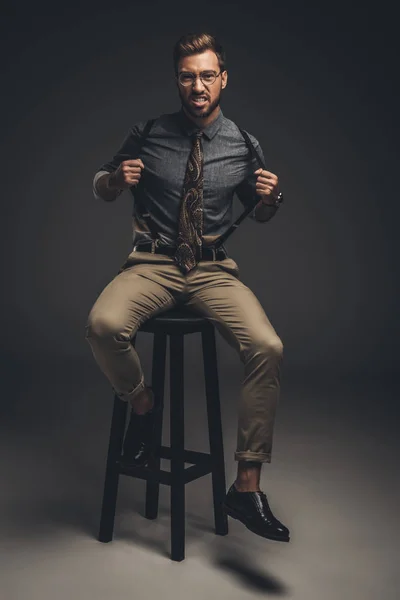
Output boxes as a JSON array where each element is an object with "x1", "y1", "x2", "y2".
[{"x1": 173, "y1": 32, "x2": 226, "y2": 75}]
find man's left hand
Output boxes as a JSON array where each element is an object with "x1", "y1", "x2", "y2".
[{"x1": 254, "y1": 168, "x2": 279, "y2": 204}]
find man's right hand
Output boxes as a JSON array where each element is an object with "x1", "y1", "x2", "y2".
[{"x1": 108, "y1": 159, "x2": 145, "y2": 190}]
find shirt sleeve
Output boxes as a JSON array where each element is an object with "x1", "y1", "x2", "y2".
[
  {"x1": 92, "y1": 120, "x2": 149, "y2": 201},
  {"x1": 96, "y1": 120, "x2": 147, "y2": 173},
  {"x1": 235, "y1": 136, "x2": 279, "y2": 223},
  {"x1": 92, "y1": 169, "x2": 116, "y2": 201}
]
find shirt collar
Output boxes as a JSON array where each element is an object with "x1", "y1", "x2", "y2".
[{"x1": 176, "y1": 106, "x2": 224, "y2": 141}]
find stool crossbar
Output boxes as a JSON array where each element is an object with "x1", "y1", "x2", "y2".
[{"x1": 98, "y1": 305, "x2": 229, "y2": 561}]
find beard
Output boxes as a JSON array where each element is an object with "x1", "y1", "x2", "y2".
[{"x1": 179, "y1": 88, "x2": 222, "y2": 120}]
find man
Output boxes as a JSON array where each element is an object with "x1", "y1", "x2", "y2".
[{"x1": 85, "y1": 32, "x2": 289, "y2": 543}]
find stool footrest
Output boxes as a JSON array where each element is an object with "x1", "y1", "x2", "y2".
[
  {"x1": 184, "y1": 463, "x2": 212, "y2": 483},
  {"x1": 159, "y1": 446, "x2": 211, "y2": 466},
  {"x1": 117, "y1": 446, "x2": 213, "y2": 486},
  {"x1": 118, "y1": 462, "x2": 172, "y2": 485}
]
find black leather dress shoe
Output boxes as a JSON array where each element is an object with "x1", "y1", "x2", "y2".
[
  {"x1": 121, "y1": 387, "x2": 161, "y2": 467},
  {"x1": 222, "y1": 483, "x2": 290, "y2": 542}
]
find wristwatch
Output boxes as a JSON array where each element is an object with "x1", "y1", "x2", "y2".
[{"x1": 261, "y1": 191, "x2": 284, "y2": 208}]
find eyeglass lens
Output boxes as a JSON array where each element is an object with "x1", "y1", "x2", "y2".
[{"x1": 179, "y1": 71, "x2": 218, "y2": 86}]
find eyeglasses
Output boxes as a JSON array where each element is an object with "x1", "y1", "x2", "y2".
[{"x1": 177, "y1": 70, "x2": 223, "y2": 86}]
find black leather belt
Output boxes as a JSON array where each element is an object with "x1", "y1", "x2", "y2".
[{"x1": 133, "y1": 240, "x2": 228, "y2": 261}]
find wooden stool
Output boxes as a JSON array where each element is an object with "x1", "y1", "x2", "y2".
[{"x1": 98, "y1": 305, "x2": 229, "y2": 561}]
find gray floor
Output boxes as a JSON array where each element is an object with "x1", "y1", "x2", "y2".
[{"x1": 1, "y1": 358, "x2": 399, "y2": 600}]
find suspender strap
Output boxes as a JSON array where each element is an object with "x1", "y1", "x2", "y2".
[
  {"x1": 238, "y1": 127, "x2": 266, "y2": 170},
  {"x1": 130, "y1": 118, "x2": 160, "y2": 240},
  {"x1": 213, "y1": 126, "x2": 266, "y2": 249},
  {"x1": 139, "y1": 118, "x2": 156, "y2": 140}
]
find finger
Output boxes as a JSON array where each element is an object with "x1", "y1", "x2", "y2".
[
  {"x1": 254, "y1": 168, "x2": 276, "y2": 177},
  {"x1": 256, "y1": 181, "x2": 274, "y2": 189},
  {"x1": 124, "y1": 165, "x2": 143, "y2": 173},
  {"x1": 256, "y1": 179, "x2": 274, "y2": 188},
  {"x1": 254, "y1": 169, "x2": 276, "y2": 179},
  {"x1": 127, "y1": 173, "x2": 141, "y2": 184},
  {"x1": 123, "y1": 159, "x2": 144, "y2": 168},
  {"x1": 256, "y1": 174, "x2": 277, "y2": 185},
  {"x1": 122, "y1": 165, "x2": 143, "y2": 175},
  {"x1": 256, "y1": 183, "x2": 274, "y2": 193},
  {"x1": 124, "y1": 171, "x2": 141, "y2": 182}
]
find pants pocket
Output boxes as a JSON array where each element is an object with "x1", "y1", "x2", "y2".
[{"x1": 215, "y1": 257, "x2": 240, "y2": 279}]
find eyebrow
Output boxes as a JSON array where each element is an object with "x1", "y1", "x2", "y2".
[{"x1": 178, "y1": 69, "x2": 217, "y2": 74}]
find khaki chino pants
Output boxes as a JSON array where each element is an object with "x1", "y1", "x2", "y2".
[{"x1": 85, "y1": 250, "x2": 284, "y2": 463}]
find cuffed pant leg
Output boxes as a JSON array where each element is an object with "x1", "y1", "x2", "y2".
[
  {"x1": 185, "y1": 259, "x2": 284, "y2": 463},
  {"x1": 234, "y1": 336, "x2": 283, "y2": 463},
  {"x1": 234, "y1": 451, "x2": 272, "y2": 463}
]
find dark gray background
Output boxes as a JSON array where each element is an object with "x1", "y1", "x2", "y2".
[
  {"x1": 1, "y1": 1, "x2": 398, "y2": 382},
  {"x1": 1, "y1": 2, "x2": 399, "y2": 597}
]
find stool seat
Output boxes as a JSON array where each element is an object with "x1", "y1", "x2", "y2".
[{"x1": 140, "y1": 304, "x2": 211, "y2": 334}]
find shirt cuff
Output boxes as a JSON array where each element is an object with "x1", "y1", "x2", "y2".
[{"x1": 93, "y1": 169, "x2": 113, "y2": 201}]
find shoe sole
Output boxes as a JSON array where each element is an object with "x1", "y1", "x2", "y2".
[{"x1": 222, "y1": 503, "x2": 290, "y2": 542}]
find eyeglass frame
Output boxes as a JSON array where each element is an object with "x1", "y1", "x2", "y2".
[{"x1": 176, "y1": 69, "x2": 225, "y2": 87}]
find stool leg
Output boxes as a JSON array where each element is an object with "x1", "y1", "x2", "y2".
[
  {"x1": 145, "y1": 332, "x2": 167, "y2": 520},
  {"x1": 169, "y1": 334, "x2": 185, "y2": 561},
  {"x1": 201, "y1": 326, "x2": 229, "y2": 536},
  {"x1": 98, "y1": 394, "x2": 128, "y2": 542}
]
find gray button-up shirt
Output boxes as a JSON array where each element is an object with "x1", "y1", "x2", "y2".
[{"x1": 93, "y1": 107, "x2": 279, "y2": 248}]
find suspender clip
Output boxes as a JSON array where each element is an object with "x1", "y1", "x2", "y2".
[{"x1": 151, "y1": 238, "x2": 161, "y2": 253}]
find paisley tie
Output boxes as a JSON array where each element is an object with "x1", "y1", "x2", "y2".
[{"x1": 174, "y1": 129, "x2": 204, "y2": 273}]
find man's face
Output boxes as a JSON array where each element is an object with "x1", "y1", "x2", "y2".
[{"x1": 176, "y1": 49, "x2": 228, "y2": 120}]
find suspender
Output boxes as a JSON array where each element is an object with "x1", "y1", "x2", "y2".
[
  {"x1": 130, "y1": 118, "x2": 159, "y2": 240},
  {"x1": 214, "y1": 126, "x2": 266, "y2": 249},
  {"x1": 132, "y1": 118, "x2": 267, "y2": 247}
]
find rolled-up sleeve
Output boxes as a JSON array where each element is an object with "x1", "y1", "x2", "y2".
[{"x1": 92, "y1": 169, "x2": 113, "y2": 201}]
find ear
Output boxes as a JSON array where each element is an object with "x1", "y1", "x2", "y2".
[{"x1": 221, "y1": 70, "x2": 228, "y2": 89}]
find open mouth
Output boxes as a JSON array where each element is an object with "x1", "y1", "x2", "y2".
[{"x1": 191, "y1": 96, "x2": 208, "y2": 107}]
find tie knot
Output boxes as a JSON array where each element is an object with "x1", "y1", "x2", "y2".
[{"x1": 192, "y1": 129, "x2": 203, "y2": 139}]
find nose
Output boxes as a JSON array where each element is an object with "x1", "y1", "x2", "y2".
[{"x1": 192, "y1": 76, "x2": 206, "y2": 93}]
